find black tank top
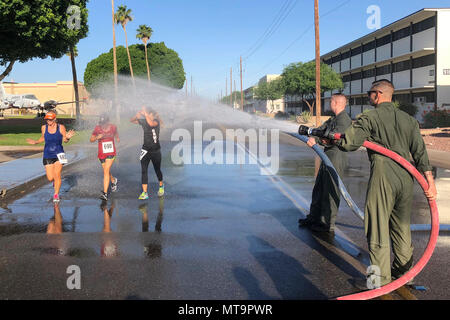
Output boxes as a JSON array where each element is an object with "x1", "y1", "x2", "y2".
[{"x1": 139, "y1": 118, "x2": 160, "y2": 152}]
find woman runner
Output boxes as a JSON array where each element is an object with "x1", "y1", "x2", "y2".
[
  {"x1": 90, "y1": 113, "x2": 120, "y2": 201},
  {"x1": 26, "y1": 110, "x2": 75, "y2": 202},
  {"x1": 130, "y1": 106, "x2": 164, "y2": 199}
]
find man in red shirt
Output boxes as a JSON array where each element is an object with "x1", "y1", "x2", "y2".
[{"x1": 90, "y1": 114, "x2": 120, "y2": 201}]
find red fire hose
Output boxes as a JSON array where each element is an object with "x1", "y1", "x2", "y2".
[{"x1": 333, "y1": 134, "x2": 440, "y2": 300}]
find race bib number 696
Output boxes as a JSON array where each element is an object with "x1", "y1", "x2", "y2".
[{"x1": 102, "y1": 141, "x2": 115, "y2": 154}]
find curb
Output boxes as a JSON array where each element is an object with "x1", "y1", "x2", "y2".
[{"x1": 0, "y1": 151, "x2": 87, "y2": 204}]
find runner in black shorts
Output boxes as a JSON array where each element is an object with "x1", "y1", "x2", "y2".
[{"x1": 130, "y1": 106, "x2": 164, "y2": 199}]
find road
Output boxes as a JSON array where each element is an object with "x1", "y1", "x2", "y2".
[{"x1": 0, "y1": 121, "x2": 448, "y2": 300}]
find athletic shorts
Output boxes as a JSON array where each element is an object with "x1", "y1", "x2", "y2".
[
  {"x1": 99, "y1": 155, "x2": 116, "y2": 164},
  {"x1": 43, "y1": 158, "x2": 58, "y2": 166}
]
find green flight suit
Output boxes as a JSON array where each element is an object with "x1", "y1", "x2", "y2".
[
  {"x1": 337, "y1": 102, "x2": 432, "y2": 286},
  {"x1": 308, "y1": 110, "x2": 352, "y2": 230}
]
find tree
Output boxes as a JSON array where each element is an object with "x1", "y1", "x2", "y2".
[
  {"x1": 0, "y1": 0, "x2": 88, "y2": 81},
  {"x1": 115, "y1": 5, "x2": 134, "y2": 83},
  {"x1": 66, "y1": 46, "x2": 81, "y2": 119},
  {"x1": 84, "y1": 42, "x2": 186, "y2": 95},
  {"x1": 220, "y1": 91, "x2": 244, "y2": 108},
  {"x1": 253, "y1": 79, "x2": 284, "y2": 113},
  {"x1": 136, "y1": 25, "x2": 153, "y2": 82},
  {"x1": 281, "y1": 61, "x2": 343, "y2": 114}
]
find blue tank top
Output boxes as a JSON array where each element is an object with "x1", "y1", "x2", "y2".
[{"x1": 43, "y1": 124, "x2": 64, "y2": 159}]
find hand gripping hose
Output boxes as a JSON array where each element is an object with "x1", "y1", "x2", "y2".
[{"x1": 286, "y1": 132, "x2": 439, "y2": 300}]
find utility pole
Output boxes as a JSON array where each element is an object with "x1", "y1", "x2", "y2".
[
  {"x1": 185, "y1": 79, "x2": 187, "y2": 96},
  {"x1": 111, "y1": 0, "x2": 119, "y2": 120},
  {"x1": 240, "y1": 56, "x2": 244, "y2": 111},
  {"x1": 234, "y1": 80, "x2": 237, "y2": 109},
  {"x1": 230, "y1": 68, "x2": 233, "y2": 106},
  {"x1": 225, "y1": 77, "x2": 227, "y2": 102},
  {"x1": 314, "y1": 0, "x2": 321, "y2": 127},
  {"x1": 191, "y1": 75, "x2": 193, "y2": 96}
]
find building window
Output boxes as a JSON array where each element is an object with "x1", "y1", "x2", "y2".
[
  {"x1": 376, "y1": 34, "x2": 391, "y2": 47},
  {"x1": 351, "y1": 46, "x2": 362, "y2": 56},
  {"x1": 355, "y1": 97, "x2": 363, "y2": 105},
  {"x1": 412, "y1": 54, "x2": 435, "y2": 69},
  {"x1": 341, "y1": 51, "x2": 350, "y2": 60},
  {"x1": 363, "y1": 40, "x2": 376, "y2": 52},
  {"x1": 331, "y1": 55, "x2": 340, "y2": 64},
  {"x1": 412, "y1": 16, "x2": 436, "y2": 34},
  {"x1": 324, "y1": 58, "x2": 332, "y2": 65},
  {"x1": 363, "y1": 68, "x2": 376, "y2": 78},
  {"x1": 376, "y1": 64, "x2": 391, "y2": 76},
  {"x1": 393, "y1": 93, "x2": 411, "y2": 104},
  {"x1": 351, "y1": 72, "x2": 362, "y2": 81},
  {"x1": 412, "y1": 92, "x2": 435, "y2": 103},
  {"x1": 393, "y1": 26, "x2": 411, "y2": 41},
  {"x1": 393, "y1": 59, "x2": 411, "y2": 73},
  {"x1": 342, "y1": 74, "x2": 351, "y2": 82}
]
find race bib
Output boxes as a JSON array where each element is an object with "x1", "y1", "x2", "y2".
[
  {"x1": 102, "y1": 141, "x2": 115, "y2": 154},
  {"x1": 57, "y1": 153, "x2": 68, "y2": 164},
  {"x1": 139, "y1": 149, "x2": 148, "y2": 161}
]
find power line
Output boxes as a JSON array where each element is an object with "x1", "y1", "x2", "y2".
[
  {"x1": 249, "y1": 0, "x2": 352, "y2": 81},
  {"x1": 243, "y1": 0, "x2": 299, "y2": 62}
]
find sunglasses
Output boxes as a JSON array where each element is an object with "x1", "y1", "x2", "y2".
[{"x1": 367, "y1": 90, "x2": 383, "y2": 96}]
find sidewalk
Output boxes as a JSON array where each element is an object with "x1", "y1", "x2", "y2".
[{"x1": 0, "y1": 147, "x2": 86, "y2": 201}]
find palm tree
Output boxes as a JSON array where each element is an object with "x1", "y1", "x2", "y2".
[
  {"x1": 115, "y1": 5, "x2": 135, "y2": 83},
  {"x1": 66, "y1": 45, "x2": 80, "y2": 119},
  {"x1": 136, "y1": 25, "x2": 153, "y2": 82}
]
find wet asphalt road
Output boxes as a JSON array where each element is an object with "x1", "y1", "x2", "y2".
[{"x1": 0, "y1": 124, "x2": 449, "y2": 300}]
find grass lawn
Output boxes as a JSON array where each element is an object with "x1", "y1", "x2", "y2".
[{"x1": 0, "y1": 128, "x2": 91, "y2": 146}]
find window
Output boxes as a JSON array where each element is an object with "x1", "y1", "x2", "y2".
[
  {"x1": 363, "y1": 68, "x2": 376, "y2": 78},
  {"x1": 351, "y1": 72, "x2": 362, "y2": 81},
  {"x1": 363, "y1": 40, "x2": 376, "y2": 52},
  {"x1": 393, "y1": 26, "x2": 411, "y2": 41},
  {"x1": 323, "y1": 58, "x2": 332, "y2": 65},
  {"x1": 393, "y1": 93, "x2": 411, "y2": 104},
  {"x1": 413, "y1": 16, "x2": 436, "y2": 34},
  {"x1": 342, "y1": 74, "x2": 351, "y2": 82},
  {"x1": 393, "y1": 59, "x2": 411, "y2": 73},
  {"x1": 355, "y1": 97, "x2": 363, "y2": 105},
  {"x1": 341, "y1": 51, "x2": 350, "y2": 60},
  {"x1": 376, "y1": 64, "x2": 391, "y2": 76},
  {"x1": 412, "y1": 92, "x2": 435, "y2": 103},
  {"x1": 25, "y1": 95, "x2": 38, "y2": 99},
  {"x1": 331, "y1": 55, "x2": 340, "y2": 64},
  {"x1": 376, "y1": 34, "x2": 391, "y2": 47},
  {"x1": 351, "y1": 46, "x2": 362, "y2": 56},
  {"x1": 412, "y1": 54, "x2": 435, "y2": 69}
]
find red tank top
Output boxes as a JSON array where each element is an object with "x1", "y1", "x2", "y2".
[{"x1": 92, "y1": 124, "x2": 117, "y2": 159}]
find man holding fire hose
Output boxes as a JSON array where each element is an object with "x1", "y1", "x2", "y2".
[
  {"x1": 333, "y1": 79, "x2": 437, "y2": 288},
  {"x1": 298, "y1": 93, "x2": 352, "y2": 233}
]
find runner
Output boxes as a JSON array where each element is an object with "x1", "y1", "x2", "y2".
[
  {"x1": 90, "y1": 113, "x2": 119, "y2": 201},
  {"x1": 130, "y1": 106, "x2": 164, "y2": 199},
  {"x1": 26, "y1": 110, "x2": 75, "y2": 202}
]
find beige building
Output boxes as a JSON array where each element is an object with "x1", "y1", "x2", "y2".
[
  {"x1": 3, "y1": 81, "x2": 89, "y2": 116},
  {"x1": 244, "y1": 74, "x2": 285, "y2": 114},
  {"x1": 321, "y1": 8, "x2": 450, "y2": 122}
]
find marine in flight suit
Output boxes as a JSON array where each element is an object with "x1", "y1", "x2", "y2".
[{"x1": 337, "y1": 79, "x2": 437, "y2": 286}]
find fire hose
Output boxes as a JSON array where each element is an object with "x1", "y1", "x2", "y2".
[{"x1": 286, "y1": 128, "x2": 440, "y2": 300}]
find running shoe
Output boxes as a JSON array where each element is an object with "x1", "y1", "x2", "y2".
[
  {"x1": 157, "y1": 184, "x2": 164, "y2": 197},
  {"x1": 100, "y1": 191, "x2": 108, "y2": 201},
  {"x1": 138, "y1": 192, "x2": 149, "y2": 200},
  {"x1": 53, "y1": 194, "x2": 60, "y2": 203},
  {"x1": 111, "y1": 178, "x2": 118, "y2": 192}
]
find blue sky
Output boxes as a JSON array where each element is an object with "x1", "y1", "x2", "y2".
[{"x1": 4, "y1": 0, "x2": 450, "y2": 100}]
